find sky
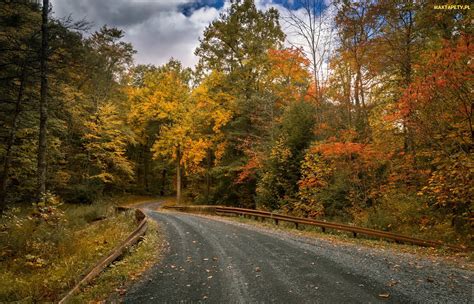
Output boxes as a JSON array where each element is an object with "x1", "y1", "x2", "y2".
[{"x1": 49, "y1": 0, "x2": 327, "y2": 68}]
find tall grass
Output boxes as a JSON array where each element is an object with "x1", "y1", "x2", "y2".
[{"x1": 0, "y1": 199, "x2": 136, "y2": 302}]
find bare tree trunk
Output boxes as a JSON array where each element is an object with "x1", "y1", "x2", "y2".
[
  {"x1": 0, "y1": 65, "x2": 27, "y2": 209},
  {"x1": 37, "y1": 0, "x2": 49, "y2": 201},
  {"x1": 176, "y1": 145, "x2": 182, "y2": 204}
]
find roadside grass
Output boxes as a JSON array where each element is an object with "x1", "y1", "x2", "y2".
[
  {"x1": 158, "y1": 196, "x2": 179, "y2": 208},
  {"x1": 108, "y1": 195, "x2": 160, "y2": 207},
  {"x1": 0, "y1": 196, "x2": 157, "y2": 302},
  {"x1": 117, "y1": 195, "x2": 176, "y2": 210},
  {"x1": 68, "y1": 220, "x2": 162, "y2": 303}
]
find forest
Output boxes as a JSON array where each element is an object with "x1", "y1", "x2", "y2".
[{"x1": 0, "y1": 0, "x2": 472, "y2": 246}]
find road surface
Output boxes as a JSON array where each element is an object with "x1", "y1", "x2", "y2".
[{"x1": 124, "y1": 209, "x2": 472, "y2": 303}]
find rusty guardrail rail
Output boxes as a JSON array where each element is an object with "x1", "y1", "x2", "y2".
[
  {"x1": 165, "y1": 205, "x2": 466, "y2": 251},
  {"x1": 58, "y1": 207, "x2": 148, "y2": 303}
]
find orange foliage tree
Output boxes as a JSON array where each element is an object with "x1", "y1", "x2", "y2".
[{"x1": 394, "y1": 34, "x2": 473, "y2": 226}]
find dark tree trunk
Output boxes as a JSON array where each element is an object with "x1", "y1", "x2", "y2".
[
  {"x1": 37, "y1": 0, "x2": 49, "y2": 200},
  {"x1": 143, "y1": 139, "x2": 151, "y2": 192},
  {"x1": 205, "y1": 148, "x2": 212, "y2": 204},
  {"x1": 176, "y1": 145, "x2": 182, "y2": 204},
  {"x1": 402, "y1": 10, "x2": 414, "y2": 153},
  {"x1": 161, "y1": 169, "x2": 167, "y2": 196},
  {"x1": 143, "y1": 145, "x2": 150, "y2": 192},
  {"x1": 0, "y1": 65, "x2": 27, "y2": 209}
]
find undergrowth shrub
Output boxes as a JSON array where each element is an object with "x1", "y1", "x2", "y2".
[{"x1": 362, "y1": 190, "x2": 464, "y2": 244}]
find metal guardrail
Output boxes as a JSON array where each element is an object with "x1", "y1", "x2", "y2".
[
  {"x1": 165, "y1": 205, "x2": 467, "y2": 251},
  {"x1": 58, "y1": 207, "x2": 148, "y2": 303}
]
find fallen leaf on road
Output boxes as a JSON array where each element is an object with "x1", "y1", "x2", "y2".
[
  {"x1": 255, "y1": 267, "x2": 261, "y2": 272},
  {"x1": 378, "y1": 292, "x2": 390, "y2": 299},
  {"x1": 203, "y1": 258, "x2": 209, "y2": 261},
  {"x1": 208, "y1": 276, "x2": 213, "y2": 279}
]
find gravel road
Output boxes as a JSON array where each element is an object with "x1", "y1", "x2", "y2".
[{"x1": 124, "y1": 210, "x2": 473, "y2": 303}]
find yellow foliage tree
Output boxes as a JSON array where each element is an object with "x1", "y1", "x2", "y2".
[
  {"x1": 83, "y1": 103, "x2": 135, "y2": 186},
  {"x1": 128, "y1": 68, "x2": 234, "y2": 203}
]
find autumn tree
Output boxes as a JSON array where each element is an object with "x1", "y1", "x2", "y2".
[
  {"x1": 195, "y1": 0, "x2": 286, "y2": 206},
  {"x1": 128, "y1": 61, "x2": 192, "y2": 203},
  {"x1": 82, "y1": 103, "x2": 135, "y2": 190},
  {"x1": 188, "y1": 71, "x2": 234, "y2": 203},
  {"x1": 397, "y1": 34, "x2": 473, "y2": 229},
  {"x1": 333, "y1": 0, "x2": 384, "y2": 140}
]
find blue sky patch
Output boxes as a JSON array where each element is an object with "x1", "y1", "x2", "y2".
[
  {"x1": 179, "y1": 0, "x2": 226, "y2": 17},
  {"x1": 179, "y1": 0, "x2": 326, "y2": 17}
]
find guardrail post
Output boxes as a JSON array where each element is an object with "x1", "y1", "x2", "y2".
[
  {"x1": 274, "y1": 219, "x2": 279, "y2": 225},
  {"x1": 353, "y1": 232, "x2": 357, "y2": 238},
  {"x1": 295, "y1": 222, "x2": 299, "y2": 229},
  {"x1": 321, "y1": 227, "x2": 326, "y2": 233}
]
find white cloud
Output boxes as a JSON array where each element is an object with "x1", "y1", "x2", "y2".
[
  {"x1": 50, "y1": 0, "x2": 226, "y2": 67},
  {"x1": 49, "y1": 0, "x2": 333, "y2": 69}
]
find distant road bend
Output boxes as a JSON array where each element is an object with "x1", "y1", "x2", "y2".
[{"x1": 125, "y1": 204, "x2": 473, "y2": 303}]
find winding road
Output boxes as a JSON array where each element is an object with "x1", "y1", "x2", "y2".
[{"x1": 124, "y1": 206, "x2": 472, "y2": 303}]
